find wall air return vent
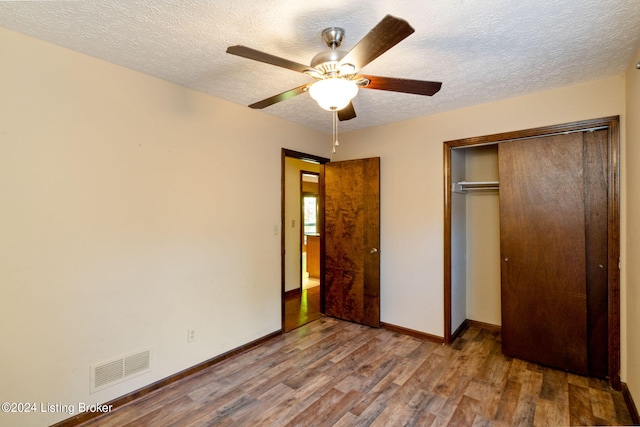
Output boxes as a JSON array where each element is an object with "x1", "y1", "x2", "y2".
[{"x1": 90, "y1": 349, "x2": 151, "y2": 393}]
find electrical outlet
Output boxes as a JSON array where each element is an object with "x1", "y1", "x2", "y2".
[{"x1": 187, "y1": 328, "x2": 196, "y2": 343}]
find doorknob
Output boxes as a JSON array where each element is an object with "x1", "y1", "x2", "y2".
[{"x1": 370, "y1": 248, "x2": 378, "y2": 254}]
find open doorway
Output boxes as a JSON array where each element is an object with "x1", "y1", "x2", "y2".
[
  {"x1": 282, "y1": 149, "x2": 329, "y2": 332},
  {"x1": 302, "y1": 173, "x2": 320, "y2": 291}
]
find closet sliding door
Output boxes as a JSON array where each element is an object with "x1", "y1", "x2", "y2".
[{"x1": 499, "y1": 130, "x2": 608, "y2": 376}]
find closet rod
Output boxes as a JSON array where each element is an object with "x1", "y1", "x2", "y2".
[{"x1": 453, "y1": 181, "x2": 499, "y2": 193}]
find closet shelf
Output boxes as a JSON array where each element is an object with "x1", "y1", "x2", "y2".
[{"x1": 453, "y1": 181, "x2": 499, "y2": 193}]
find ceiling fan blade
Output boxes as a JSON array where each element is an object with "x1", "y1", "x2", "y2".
[
  {"x1": 338, "y1": 102, "x2": 357, "y2": 121},
  {"x1": 248, "y1": 84, "x2": 310, "y2": 109},
  {"x1": 226, "y1": 45, "x2": 311, "y2": 74},
  {"x1": 360, "y1": 75, "x2": 442, "y2": 96},
  {"x1": 339, "y1": 15, "x2": 414, "y2": 71}
]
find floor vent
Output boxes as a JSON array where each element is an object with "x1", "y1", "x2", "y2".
[{"x1": 90, "y1": 349, "x2": 151, "y2": 393}]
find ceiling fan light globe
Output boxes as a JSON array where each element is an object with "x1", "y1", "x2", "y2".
[{"x1": 309, "y1": 78, "x2": 358, "y2": 111}]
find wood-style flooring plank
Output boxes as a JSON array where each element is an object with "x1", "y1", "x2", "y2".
[
  {"x1": 590, "y1": 386, "x2": 618, "y2": 421},
  {"x1": 510, "y1": 369, "x2": 542, "y2": 427},
  {"x1": 78, "y1": 319, "x2": 634, "y2": 427},
  {"x1": 494, "y1": 379, "x2": 522, "y2": 424},
  {"x1": 569, "y1": 383, "x2": 595, "y2": 426},
  {"x1": 284, "y1": 388, "x2": 352, "y2": 427},
  {"x1": 449, "y1": 395, "x2": 483, "y2": 426}
]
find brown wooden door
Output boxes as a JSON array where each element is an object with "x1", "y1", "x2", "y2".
[
  {"x1": 500, "y1": 133, "x2": 590, "y2": 374},
  {"x1": 324, "y1": 157, "x2": 380, "y2": 327},
  {"x1": 583, "y1": 129, "x2": 609, "y2": 378}
]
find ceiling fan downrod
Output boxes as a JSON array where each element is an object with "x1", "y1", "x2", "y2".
[{"x1": 322, "y1": 27, "x2": 345, "y2": 49}]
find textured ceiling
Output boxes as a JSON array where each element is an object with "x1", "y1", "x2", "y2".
[{"x1": 1, "y1": 0, "x2": 639, "y2": 133}]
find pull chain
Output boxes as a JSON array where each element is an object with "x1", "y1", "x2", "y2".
[{"x1": 332, "y1": 109, "x2": 340, "y2": 153}]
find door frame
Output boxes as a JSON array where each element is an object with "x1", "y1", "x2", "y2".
[
  {"x1": 281, "y1": 149, "x2": 330, "y2": 329},
  {"x1": 442, "y1": 116, "x2": 621, "y2": 389}
]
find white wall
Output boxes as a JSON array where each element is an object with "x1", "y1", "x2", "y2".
[
  {"x1": 450, "y1": 150, "x2": 466, "y2": 333},
  {"x1": 465, "y1": 146, "x2": 501, "y2": 326},
  {"x1": 0, "y1": 28, "x2": 328, "y2": 427},
  {"x1": 624, "y1": 44, "x2": 640, "y2": 407},
  {"x1": 334, "y1": 75, "x2": 625, "y2": 340}
]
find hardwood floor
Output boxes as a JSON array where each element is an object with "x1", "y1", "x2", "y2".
[
  {"x1": 79, "y1": 318, "x2": 633, "y2": 426},
  {"x1": 284, "y1": 285, "x2": 322, "y2": 332}
]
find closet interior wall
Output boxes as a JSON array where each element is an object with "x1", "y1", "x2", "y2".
[{"x1": 450, "y1": 145, "x2": 501, "y2": 336}]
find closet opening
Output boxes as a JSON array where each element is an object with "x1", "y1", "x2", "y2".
[
  {"x1": 448, "y1": 144, "x2": 501, "y2": 339},
  {"x1": 443, "y1": 116, "x2": 620, "y2": 389}
]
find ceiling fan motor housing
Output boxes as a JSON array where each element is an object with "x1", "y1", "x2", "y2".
[
  {"x1": 310, "y1": 50, "x2": 348, "y2": 74},
  {"x1": 310, "y1": 27, "x2": 353, "y2": 76}
]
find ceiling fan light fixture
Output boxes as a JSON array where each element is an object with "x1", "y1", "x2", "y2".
[
  {"x1": 339, "y1": 63, "x2": 356, "y2": 75},
  {"x1": 309, "y1": 78, "x2": 358, "y2": 111}
]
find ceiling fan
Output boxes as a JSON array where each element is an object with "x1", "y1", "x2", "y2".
[{"x1": 226, "y1": 14, "x2": 442, "y2": 122}]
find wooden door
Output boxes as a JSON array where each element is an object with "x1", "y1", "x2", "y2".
[
  {"x1": 500, "y1": 133, "x2": 589, "y2": 374},
  {"x1": 324, "y1": 157, "x2": 380, "y2": 327},
  {"x1": 584, "y1": 129, "x2": 609, "y2": 378}
]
